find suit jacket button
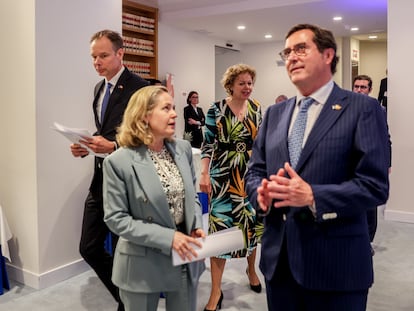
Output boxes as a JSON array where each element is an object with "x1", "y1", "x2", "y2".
[
  {"x1": 147, "y1": 216, "x2": 153, "y2": 222},
  {"x1": 283, "y1": 214, "x2": 287, "y2": 221}
]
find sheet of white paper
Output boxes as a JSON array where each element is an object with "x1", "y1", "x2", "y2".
[
  {"x1": 52, "y1": 122, "x2": 108, "y2": 158},
  {"x1": 172, "y1": 227, "x2": 244, "y2": 266}
]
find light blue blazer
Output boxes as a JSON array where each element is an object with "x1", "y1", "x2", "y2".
[{"x1": 103, "y1": 139, "x2": 205, "y2": 293}]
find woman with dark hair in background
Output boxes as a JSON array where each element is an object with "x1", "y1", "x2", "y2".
[{"x1": 184, "y1": 91, "x2": 205, "y2": 148}]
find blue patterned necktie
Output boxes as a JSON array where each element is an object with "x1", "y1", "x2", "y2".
[
  {"x1": 288, "y1": 97, "x2": 314, "y2": 169},
  {"x1": 100, "y1": 82, "x2": 112, "y2": 123}
]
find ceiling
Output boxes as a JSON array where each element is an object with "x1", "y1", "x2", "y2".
[{"x1": 155, "y1": 0, "x2": 387, "y2": 44}]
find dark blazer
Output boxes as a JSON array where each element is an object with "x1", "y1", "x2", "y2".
[
  {"x1": 184, "y1": 105, "x2": 205, "y2": 148},
  {"x1": 90, "y1": 67, "x2": 148, "y2": 195},
  {"x1": 102, "y1": 139, "x2": 205, "y2": 293},
  {"x1": 378, "y1": 77, "x2": 388, "y2": 111},
  {"x1": 246, "y1": 84, "x2": 390, "y2": 292}
]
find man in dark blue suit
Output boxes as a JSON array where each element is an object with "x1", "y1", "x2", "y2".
[
  {"x1": 245, "y1": 24, "x2": 390, "y2": 311},
  {"x1": 70, "y1": 30, "x2": 148, "y2": 311}
]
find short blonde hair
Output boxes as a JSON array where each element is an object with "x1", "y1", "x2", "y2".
[
  {"x1": 221, "y1": 63, "x2": 256, "y2": 96},
  {"x1": 117, "y1": 86, "x2": 169, "y2": 147}
]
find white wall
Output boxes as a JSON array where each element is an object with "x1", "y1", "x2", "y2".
[
  {"x1": 158, "y1": 22, "x2": 216, "y2": 138},
  {"x1": 0, "y1": 0, "x2": 122, "y2": 289},
  {"x1": 385, "y1": 0, "x2": 414, "y2": 222}
]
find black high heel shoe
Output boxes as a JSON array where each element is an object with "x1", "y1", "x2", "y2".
[
  {"x1": 204, "y1": 290, "x2": 223, "y2": 311},
  {"x1": 246, "y1": 268, "x2": 262, "y2": 293}
]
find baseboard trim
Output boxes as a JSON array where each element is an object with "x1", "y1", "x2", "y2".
[
  {"x1": 6, "y1": 259, "x2": 90, "y2": 289},
  {"x1": 384, "y1": 209, "x2": 414, "y2": 224}
]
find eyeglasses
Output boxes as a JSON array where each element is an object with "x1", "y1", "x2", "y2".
[
  {"x1": 279, "y1": 43, "x2": 309, "y2": 61},
  {"x1": 191, "y1": 96, "x2": 199, "y2": 99},
  {"x1": 353, "y1": 85, "x2": 369, "y2": 90}
]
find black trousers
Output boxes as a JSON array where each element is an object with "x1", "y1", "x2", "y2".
[
  {"x1": 79, "y1": 192, "x2": 120, "y2": 303},
  {"x1": 265, "y1": 240, "x2": 368, "y2": 311}
]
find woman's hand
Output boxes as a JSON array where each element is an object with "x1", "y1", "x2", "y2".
[
  {"x1": 199, "y1": 172, "x2": 211, "y2": 194},
  {"x1": 172, "y1": 231, "x2": 203, "y2": 261}
]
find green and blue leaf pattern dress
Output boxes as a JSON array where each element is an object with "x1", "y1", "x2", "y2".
[{"x1": 201, "y1": 98, "x2": 264, "y2": 258}]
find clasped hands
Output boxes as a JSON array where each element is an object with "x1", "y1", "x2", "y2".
[
  {"x1": 257, "y1": 162, "x2": 314, "y2": 213},
  {"x1": 70, "y1": 136, "x2": 114, "y2": 157},
  {"x1": 173, "y1": 228, "x2": 206, "y2": 261}
]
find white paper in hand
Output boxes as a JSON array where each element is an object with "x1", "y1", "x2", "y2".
[
  {"x1": 172, "y1": 227, "x2": 245, "y2": 266},
  {"x1": 52, "y1": 122, "x2": 108, "y2": 158}
]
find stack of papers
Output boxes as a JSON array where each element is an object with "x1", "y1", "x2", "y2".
[
  {"x1": 172, "y1": 227, "x2": 245, "y2": 266},
  {"x1": 51, "y1": 122, "x2": 108, "y2": 158}
]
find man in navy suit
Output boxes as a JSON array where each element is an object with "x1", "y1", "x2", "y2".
[
  {"x1": 70, "y1": 30, "x2": 148, "y2": 311},
  {"x1": 245, "y1": 24, "x2": 390, "y2": 311}
]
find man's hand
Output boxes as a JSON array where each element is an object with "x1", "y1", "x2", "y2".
[
  {"x1": 269, "y1": 162, "x2": 314, "y2": 208},
  {"x1": 79, "y1": 135, "x2": 115, "y2": 154},
  {"x1": 70, "y1": 143, "x2": 89, "y2": 157},
  {"x1": 257, "y1": 162, "x2": 314, "y2": 211}
]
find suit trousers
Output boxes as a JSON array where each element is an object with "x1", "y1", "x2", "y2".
[
  {"x1": 119, "y1": 265, "x2": 197, "y2": 311},
  {"x1": 79, "y1": 191, "x2": 120, "y2": 303},
  {"x1": 265, "y1": 239, "x2": 368, "y2": 311}
]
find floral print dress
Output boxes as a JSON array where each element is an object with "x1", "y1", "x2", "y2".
[{"x1": 201, "y1": 98, "x2": 263, "y2": 258}]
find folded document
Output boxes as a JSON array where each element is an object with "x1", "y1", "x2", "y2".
[{"x1": 172, "y1": 227, "x2": 244, "y2": 266}]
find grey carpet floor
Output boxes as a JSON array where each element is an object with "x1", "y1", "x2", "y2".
[{"x1": 1, "y1": 208, "x2": 413, "y2": 310}]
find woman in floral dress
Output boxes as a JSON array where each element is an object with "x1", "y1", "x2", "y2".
[{"x1": 200, "y1": 63, "x2": 263, "y2": 311}]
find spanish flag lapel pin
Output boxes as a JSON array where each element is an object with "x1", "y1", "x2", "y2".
[{"x1": 331, "y1": 104, "x2": 342, "y2": 110}]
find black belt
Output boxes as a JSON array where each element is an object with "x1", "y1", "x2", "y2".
[{"x1": 217, "y1": 140, "x2": 252, "y2": 152}]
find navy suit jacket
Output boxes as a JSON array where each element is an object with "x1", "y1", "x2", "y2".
[
  {"x1": 245, "y1": 84, "x2": 390, "y2": 291},
  {"x1": 90, "y1": 67, "x2": 148, "y2": 195}
]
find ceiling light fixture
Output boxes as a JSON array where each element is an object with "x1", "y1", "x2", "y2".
[
  {"x1": 237, "y1": 25, "x2": 246, "y2": 30},
  {"x1": 369, "y1": 35, "x2": 378, "y2": 39},
  {"x1": 333, "y1": 16, "x2": 342, "y2": 21},
  {"x1": 351, "y1": 27, "x2": 359, "y2": 31},
  {"x1": 264, "y1": 34, "x2": 272, "y2": 39}
]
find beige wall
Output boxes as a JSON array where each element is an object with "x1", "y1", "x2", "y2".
[{"x1": 360, "y1": 41, "x2": 388, "y2": 98}]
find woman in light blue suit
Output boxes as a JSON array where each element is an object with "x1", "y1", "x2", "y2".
[{"x1": 103, "y1": 85, "x2": 206, "y2": 311}]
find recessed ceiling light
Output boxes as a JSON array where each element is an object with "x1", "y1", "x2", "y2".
[
  {"x1": 264, "y1": 34, "x2": 272, "y2": 39},
  {"x1": 333, "y1": 16, "x2": 342, "y2": 21},
  {"x1": 351, "y1": 27, "x2": 359, "y2": 31},
  {"x1": 369, "y1": 35, "x2": 378, "y2": 39},
  {"x1": 237, "y1": 25, "x2": 246, "y2": 30}
]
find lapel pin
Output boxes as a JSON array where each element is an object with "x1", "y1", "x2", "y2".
[
  {"x1": 118, "y1": 85, "x2": 124, "y2": 89},
  {"x1": 331, "y1": 104, "x2": 342, "y2": 110}
]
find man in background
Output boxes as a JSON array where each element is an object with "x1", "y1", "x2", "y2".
[
  {"x1": 70, "y1": 30, "x2": 148, "y2": 311},
  {"x1": 246, "y1": 24, "x2": 390, "y2": 311},
  {"x1": 352, "y1": 74, "x2": 380, "y2": 251},
  {"x1": 378, "y1": 74, "x2": 388, "y2": 114},
  {"x1": 353, "y1": 74, "x2": 373, "y2": 96},
  {"x1": 275, "y1": 94, "x2": 288, "y2": 104}
]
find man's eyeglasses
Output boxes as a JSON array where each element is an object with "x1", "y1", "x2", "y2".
[
  {"x1": 279, "y1": 43, "x2": 309, "y2": 61},
  {"x1": 353, "y1": 85, "x2": 369, "y2": 90}
]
